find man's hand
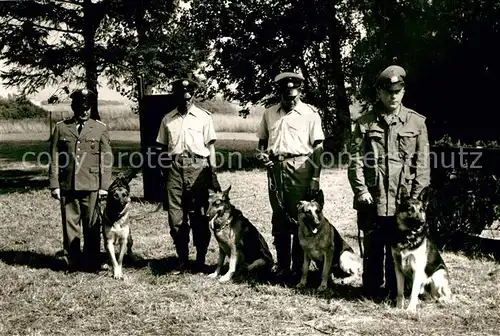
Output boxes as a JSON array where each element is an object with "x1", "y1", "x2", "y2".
[
  {"x1": 210, "y1": 168, "x2": 222, "y2": 192},
  {"x1": 255, "y1": 150, "x2": 273, "y2": 168},
  {"x1": 308, "y1": 178, "x2": 320, "y2": 200},
  {"x1": 98, "y1": 189, "x2": 108, "y2": 198},
  {"x1": 50, "y1": 188, "x2": 61, "y2": 200},
  {"x1": 357, "y1": 192, "x2": 373, "y2": 204}
]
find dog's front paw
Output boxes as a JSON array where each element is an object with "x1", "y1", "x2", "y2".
[
  {"x1": 208, "y1": 271, "x2": 219, "y2": 279},
  {"x1": 113, "y1": 267, "x2": 123, "y2": 280},
  {"x1": 317, "y1": 283, "x2": 328, "y2": 292},
  {"x1": 405, "y1": 304, "x2": 417, "y2": 314},
  {"x1": 219, "y1": 274, "x2": 232, "y2": 283},
  {"x1": 396, "y1": 296, "x2": 405, "y2": 309},
  {"x1": 296, "y1": 280, "x2": 307, "y2": 289}
]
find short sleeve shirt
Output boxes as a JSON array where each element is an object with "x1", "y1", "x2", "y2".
[
  {"x1": 256, "y1": 101, "x2": 324, "y2": 155},
  {"x1": 156, "y1": 105, "x2": 216, "y2": 157}
]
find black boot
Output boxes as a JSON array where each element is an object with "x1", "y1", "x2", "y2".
[
  {"x1": 273, "y1": 234, "x2": 292, "y2": 282},
  {"x1": 193, "y1": 249, "x2": 209, "y2": 274},
  {"x1": 291, "y1": 234, "x2": 304, "y2": 281},
  {"x1": 172, "y1": 243, "x2": 190, "y2": 275}
]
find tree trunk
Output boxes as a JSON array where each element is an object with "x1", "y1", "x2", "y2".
[
  {"x1": 327, "y1": 1, "x2": 351, "y2": 152},
  {"x1": 83, "y1": 0, "x2": 100, "y2": 120}
]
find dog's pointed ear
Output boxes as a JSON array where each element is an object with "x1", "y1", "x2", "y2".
[
  {"x1": 399, "y1": 185, "x2": 410, "y2": 201},
  {"x1": 222, "y1": 185, "x2": 231, "y2": 199},
  {"x1": 315, "y1": 189, "x2": 325, "y2": 208},
  {"x1": 417, "y1": 186, "x2": 431, "y2": 206},
  {"x1": 297, "y1": 201, "x2": 306, "y2": 212}
]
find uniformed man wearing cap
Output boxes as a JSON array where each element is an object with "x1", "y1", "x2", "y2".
[
  {"x1": 49, "y1": 88, "x2": 113, "y2": 272},
  {"x1": 256, "y1": 72, "x2": 325, "y2": 283},
  {"x1": 156, "y1": 77, "x2": 221, "y2": 274},
  {"x1": 348, "y1": 65, "x2": 431, "y2": 299}
]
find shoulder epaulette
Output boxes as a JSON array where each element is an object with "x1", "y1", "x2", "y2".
[
  {"x1": 96, "y1": 120, "x2": 107, "y2": 126},
  {"x1": 305, "y1": 103, "x2": 319, "y2": 113},
  {"x1": 197, "y1": 106, "x2": 211, "y2": 115},
  {"x1": 408, "y1": 109, "x2": 426, "y2": 119},
  {"x1": 56, "y1": 120, "x2": 65, "y2": 125}
]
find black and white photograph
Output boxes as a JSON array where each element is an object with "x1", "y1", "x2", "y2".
[{"x1": 1, "y1": 0, "x2": 499, "y2": 335}]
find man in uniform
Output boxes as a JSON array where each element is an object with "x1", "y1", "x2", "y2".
[
  {"x1": 348, "y1": 65, "x2": 431, "y2": 299},
  {"x1": 49, "y1": 88, "x2": 113, "y2": 272},
  {"x1": 156, "y1": 77, "x2": 221, "y2": 274},
  {"x1": 256, "y1": 72, "x2": 325, "y2": 283}
]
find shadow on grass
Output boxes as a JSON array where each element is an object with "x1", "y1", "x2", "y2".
[
  {"x1": 0, "y1": 249, "x2": 68, "y2": 272},
  {"x1": 290, "y1": 270, "x2": 365, "y2": 302},
  {"x1": 0, "y1": 170, "x2": 48, "y2": 195}
]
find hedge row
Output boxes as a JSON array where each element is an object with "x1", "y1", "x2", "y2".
[{"x1": 0, "y1": 95, "x2": 48, "y2": 120}]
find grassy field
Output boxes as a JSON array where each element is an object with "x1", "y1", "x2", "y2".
[
  {"x1": 1, "y1": 134, "x2": 500, "y2": 335},
  {"x1": 0, "y1": 102, "x2": 263, "y2": 134}
]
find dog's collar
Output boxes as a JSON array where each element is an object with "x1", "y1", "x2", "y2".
[
  {"x1": 103, "y1": 202, "x2": 130, "y2": 223},
  {"x1": 394, "y1": 223, "x2": 428, "y2": 250},
  {"x1": 209, "y1": 210, "x2": 235, "y2": 232}
]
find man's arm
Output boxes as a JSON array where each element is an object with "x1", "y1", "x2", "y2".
[
  {"x1": 99, "y1": 127, "x2": 113, "y2": 191},
  {"x1": 347, "y1": 122, "x2": 370, "y2": 199},
  {"x1": 205, "y1": 116, "x2": 221, "y2": 191},
  {"x1": 411, "y1": 121, "x2": 431, "y2": 198},
  {"x1": 309, "y1": 112, "x2": 325, "y2": 181},
  {"x1": 49, "y1": 125, "x2": 60, "y2": 190}
]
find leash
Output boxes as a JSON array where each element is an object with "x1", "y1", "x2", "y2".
[
  {"x1": 95, "y1": 195, "x2": 163, "y2": 222},
  {"x1": 265, "y1": 161, "x2": 298, "y2": 226},
  {"x1": 129, "y1": 202, "x2": 163, "y2": 221},
  {"x1": 358, "y1": 227, "x2": 364, "y2": 258}
]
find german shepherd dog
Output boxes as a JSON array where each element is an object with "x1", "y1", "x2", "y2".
[
  {"x1": 206, "y1": 185, "x2": 274, "y2": 282},
  {"x1": 391, "y1": 185, "x2": 452, "y2": 312},
  {"x1": 296, "y1": 189, "x2": 362, "y2": 291},
  {"x1": 101, "y1": 169, "x2": 137, "y2": 280}
]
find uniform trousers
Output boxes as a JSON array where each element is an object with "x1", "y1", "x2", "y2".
[
  {"x1": 268, "y1": 155, "x2": 314, "y2": 276},
  {"x1": 60, "y1": 190, "x2": 101, "y2": 269},
  {"x1": 357, "y1": 206, "x2": 397, "y2": 297},
  {"x1": 166, "y1": 155, "x2": 210, "y2": 265}
]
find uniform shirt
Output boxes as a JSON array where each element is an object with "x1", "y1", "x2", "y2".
[
  {"x1": 156, "y1": 104, "x2": 216, "y2": 157},
  {"x1": 49, "y1": 118, "x2": 112, "y2": 191},
  {"x1": 348, "y1": 105, "x2": 430, "y2": 216},
  {"x1": 257, "y1": 100, "x2": 325, "y2": 155}
]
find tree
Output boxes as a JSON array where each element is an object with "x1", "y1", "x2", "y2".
[
  {"x1": 0, "y1": 0, "x2": 206, "y2": 119},
  {"x1": 349, "y1": 0, "x2": 500, "y2": 143},
  {"x1": 187, "y1": 0, "x2": 361, "y2": 152}
]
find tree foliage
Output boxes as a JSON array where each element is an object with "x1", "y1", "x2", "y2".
[
  {"x1": 0, "y1": 0, "x2": 206, "y2": 119},
  {"x1": 349, "y1": 0, "x2": 500, "y2": 144},
  {"x1": 187, "y1": 0, "x2": 361, "y2": 151}
]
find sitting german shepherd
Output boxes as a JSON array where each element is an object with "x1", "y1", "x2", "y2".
[
  {"x1": 296, "y1": 189, "x2": 362, "y2": 291},
  {"x1": 391, "y1": 185, "x2": 452, "y2": 313},
  {"x1": 206, "y1": 185, "x2": 274, "y2": 282},
  {"x1": 101, "y1": 168, "x2": 137, "y2": 280}
]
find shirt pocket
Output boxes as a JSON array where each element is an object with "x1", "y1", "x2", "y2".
[
  {"x1": 397, "y1": 130, "x2": 418, "y2": 159},
  {"x1": 286, "y1": 119, "x2": 308, "y2": 144},
  {"x1": 166, "y1": 124, "x2": 181, "y2": 148},
  {"x1": 366, "y1": 129, "x2": 385, "y2": 164},
  {"x1": 90, "y1": 166, "x2": 100, "y2": 175},
  {"x1": 86, "y1": 138, "x2": 99, "y2": 153},
  {"x1": 186, "y1": 125, "x2": 204, "y2": 148}
]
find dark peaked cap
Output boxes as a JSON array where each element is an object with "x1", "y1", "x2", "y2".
[
  {"x1": 274, "y1": 72, "x2": 304, "y2": 91},
  {"x1": 375, "y1": 65, "x2": 406, "y2": 90},
  {"x1": 171, "y1": 78, "x2": 201, "y2": 93},
  {"x1": 70, "y1": 88, "x2": 96, "y2": 100}
]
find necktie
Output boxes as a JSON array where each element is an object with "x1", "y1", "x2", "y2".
[{"x1": 77, "y1": 122, "x2": 83, "y2": 134}]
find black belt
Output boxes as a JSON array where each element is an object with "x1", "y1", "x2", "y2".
[
  {"x1": 171, "y1": 153, "x2": 207, "y2": 160},
  {"x1": 270, "y1": 153, "x2": 309, "y2": 161}
]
